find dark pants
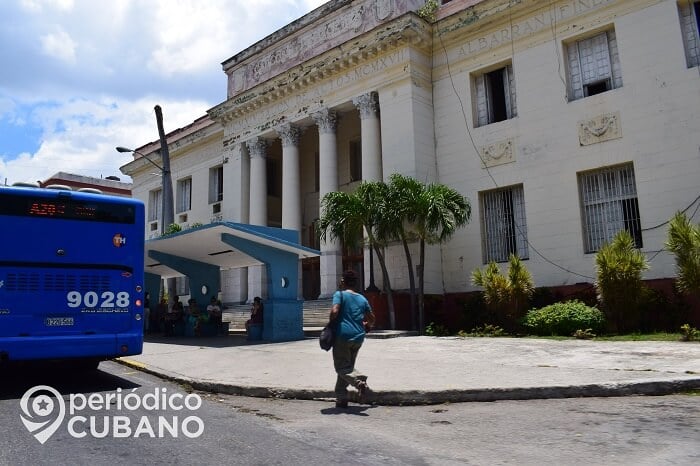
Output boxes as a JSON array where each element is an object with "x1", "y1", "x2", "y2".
[{"x1": 332, "y1": 338, "x2": 367, "y2": 402}]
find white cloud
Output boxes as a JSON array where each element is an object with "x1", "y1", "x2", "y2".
[
  {"x1": 1, "y1": 0, "x2": 328, "y2": 186},
  {"x1": 1, "y1": 96, "x2": 210, "y2": 185},
  {"x1": 20, "y1": 0, "x2": 74, "y2": 13},
  {"x1": 40, "y1": 29, "x2": 77, "y2": 64}
]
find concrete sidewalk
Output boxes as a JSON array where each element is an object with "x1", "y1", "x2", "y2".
[{"x1": 118, "y1": 334, "x2": 700, "y2": 405}]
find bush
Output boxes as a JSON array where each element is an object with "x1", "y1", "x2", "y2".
[
  {"x1": 458, "y1": 324, "x2": 507, "y2": 337},
  {"x1": 523, "y1": 300, "x2": 606, "y2": 336},
  {"x1": 679, "y1": 324, "x2": 700, "y2": 342},
  {"x1": 424, "y1": 322, "x2": 450, "y2": 336}
]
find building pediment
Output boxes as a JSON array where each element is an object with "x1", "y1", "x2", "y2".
[{"x1": 209, "y1": 12, "x2": 431, "y2": 128}]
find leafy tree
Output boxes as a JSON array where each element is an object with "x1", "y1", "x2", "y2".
[
  {"x1": 594, "y1": 230, "x2": 649, "y2": 333},
  {"x1": 386, "y1": 174, "x2": 471, "y2": 333},
  {"x1": 319, "y1": 182, "x2": 397, "y2": 329},
  {"x1": 665, "y1": 211, "x2": 700, "y2": 295}
]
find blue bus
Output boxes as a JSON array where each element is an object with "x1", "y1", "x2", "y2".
[{"x1": 0, "y1": 185, "x2": 145, "y2": 369}]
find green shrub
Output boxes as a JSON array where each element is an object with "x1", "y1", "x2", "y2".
[
  {"x1": 523, "y1": 300, "x2": 605, "y2": 336},
  {"x1": 424, "y1": 322, "x2": 450, "y2": 336},
  {"x1": 595, "y1": 230, "x2": 649, "y2": 333},
  {"x1": 162, "y1": 223, "x2": 182, "y2": 236},
  {"x1": 679, "y1": 323, "x2": 700, "y2": 342},
  {"x1": 459, "y1": 324, "x2": 507, "y2": 337}
]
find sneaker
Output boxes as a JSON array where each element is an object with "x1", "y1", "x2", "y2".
[
  {"x1": 356, "y1": 381, "x2": 371, "y2": 402},
  {"x1": 335, "y1": 400, "x2": 348, "y2": 409}
]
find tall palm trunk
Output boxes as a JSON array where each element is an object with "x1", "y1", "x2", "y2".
[
  {"x1": 400, "y1": 234, "x2": 417, "y2": 330},
  {"x1": 418, "y1": 239, "x2": 426, "y2": 334},
  {"x1": 372, "y1": 243, "x2": 396, "y2": 329}
]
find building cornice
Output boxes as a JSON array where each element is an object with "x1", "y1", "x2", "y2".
[{"x1": 209, "y1": 12, "x2": 431, "y2": 126}]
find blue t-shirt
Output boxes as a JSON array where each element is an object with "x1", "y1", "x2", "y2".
[{"x1": 332, "y1": 290, "x2": 372, "y2": 343}]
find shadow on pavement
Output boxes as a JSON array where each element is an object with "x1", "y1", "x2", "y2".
[{"x1": 0, "y1": 361, "x2": 140, "y2": 400}]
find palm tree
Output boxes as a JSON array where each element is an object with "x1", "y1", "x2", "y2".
[
  {"x1": 384, "y1": 174, "x2": 422, "y2": 330},
  {"x1": 389, "y1": 175, "x2": 471, "y2": 333},
  {"x1": 666, "y1": 211, "x2": 700, "y2": 295},
  {"x1": 319, "y1": 181, "x2": 397, "y2": 329}
]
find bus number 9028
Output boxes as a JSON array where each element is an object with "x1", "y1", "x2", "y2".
[{"x1": 66, "y1": 291, "x2": 130, "y2": 308}]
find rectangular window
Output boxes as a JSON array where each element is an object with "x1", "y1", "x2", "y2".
[
  {"x1": 480, "y1": 185, "x2": 528, "y2": 263},
  {"x1": 578, "y1": 163, "x2": 642, "y2": 253},
  {"x1": 349, "y1": 139, "x2": 362, "y2": 182},
  {"x1": 566, "y1": 29, "x2": 622, "y2": 101},
  {"x1": 176, "y1": 178, "x2": 192, "y2": 213},
  {"x1": 209, "y1": 166, "x2": 223, "y2": 203},
  {"x1": 148, "y1": 189, "x2": 162, "y2": 222},
  {"x1": 474, "y1": 63, "x2": 517, "y2": 127},
  {"x1": 679, "y1": 1, "x2": 700, "y2": 67}
]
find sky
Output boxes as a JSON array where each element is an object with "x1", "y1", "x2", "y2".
[{"x1": 0, "y1": 0, "x2": 327, "y2": 185}]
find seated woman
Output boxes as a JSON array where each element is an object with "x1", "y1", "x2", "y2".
[
  {"x1": 187, "y1": 299, "x2": 208, "y2": 336},
  {"x1": 164, "y1": 296, "x2": 184, "y2": 336},
  {"x1": 206, "y1": 296, "x2": 222, "y2": 326},
  {"x1": 245, "y1": 297, "x2": 264, "y2": 335}
]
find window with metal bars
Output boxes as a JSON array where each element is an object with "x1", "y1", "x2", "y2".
[
  {"x1": 566, "y1": 28, "x2": 623, "y2": 101},
  {"x1": 679, "y1": 1, "x2": 700, "y2": 68},
  {"x1": 578, "y1": 164, "x2": 642, "y2": 253},
  {"x1": 480, "y1": 185, "x2": 529, "y2": 263}
]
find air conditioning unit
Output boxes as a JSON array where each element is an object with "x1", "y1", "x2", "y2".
[{"x1": 210, "y1": 213, "x2": 223, "y2": 223}]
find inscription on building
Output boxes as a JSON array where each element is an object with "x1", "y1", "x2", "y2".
[
  {"x1": 455, "y1": 0, "x2": 616, "y2": 60},
  {"x1": 229, "y1": 48, "x2": 408, "y2": 136},
  {"x1": 227, "y1": 0, "x2": 422, "y2": 98}
]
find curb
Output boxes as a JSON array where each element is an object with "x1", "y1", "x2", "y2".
[{"x1": 115, "y1": 358, "x2": 700, "y2": 406}]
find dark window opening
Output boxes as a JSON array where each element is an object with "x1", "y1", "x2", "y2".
[
  {"x1": 486, "y1": 68, "x2": 508, "y2": 123},
  {"x1": 622, "y1": 198, "x2": 643, "y2": 248},
  {"x1": 266, "y1": 159, "x2": 280, "y2": 197},
  {"x1": 584, "y1": 79, "x2": 610, "y2": 97},
  {"x1": 349, "y1": 140, "x2": 362, "y2": 182}
]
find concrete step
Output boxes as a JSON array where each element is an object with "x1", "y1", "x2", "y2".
[{"x1": 222, "y1": 299, "x2": 332, "y2": 330}]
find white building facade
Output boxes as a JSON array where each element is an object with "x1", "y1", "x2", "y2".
[{"x1": 121, "y1": 0, "x2": 700, "y2": 311}]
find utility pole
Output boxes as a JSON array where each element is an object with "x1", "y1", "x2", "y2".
[
  {"x1": 154, "y1": 105, "x2": 176, "y2": 306},
  {"x1": 155, "y1": 105, "x2": 174, "y2": 234}
]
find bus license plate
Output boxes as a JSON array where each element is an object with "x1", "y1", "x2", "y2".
[{"x1": 45, "y1": 317, "x2": 74, "y2": 326}]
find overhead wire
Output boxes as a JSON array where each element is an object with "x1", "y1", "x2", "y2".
[{"x1": 437, "y1": 0, "x2": 595, "y2": 280}]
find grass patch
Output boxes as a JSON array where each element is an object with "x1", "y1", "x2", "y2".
[{"x1": 592, "y1": 333, "x2": 684, "y2": 342}]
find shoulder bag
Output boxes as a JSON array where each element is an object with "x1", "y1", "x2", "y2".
[{"x1": 319, "y1": 291, "x2": 342, "y2": 351}]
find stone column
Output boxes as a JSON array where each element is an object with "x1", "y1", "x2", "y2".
[
  {"x1": 352, "y1": 91, "x2": 383, "y2": 182},
  {"x1": 313, "y1": 108, "x2": 342, "y2": 298},
  {"x1": 245, "y1": 137, "x2": 268, "y2": 301},
  {"x1": 353, "y1": 92, "x2": 383, "y2": 292},
  {"x1": 246, "y1": 137, "x2": 268, "y2": 226},
  {"x1": 277, "y1": 123, "x2": 303, "y2": 299},
  {"x1": 277, "y1": 123, "x2": 302, "y2": 231}
]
